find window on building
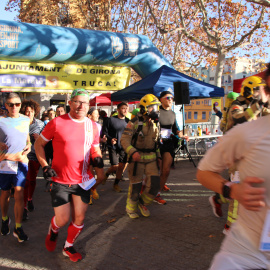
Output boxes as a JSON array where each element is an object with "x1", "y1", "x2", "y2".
[
  {"x1": 194, "y1": 112, "x2": 198, "y2": 120},
  {"x1": 210, "y1": 77, "x2": 214, "y2": 81},
  {"x1": 196, "y1": 101, "x2": 200, "y2": 105},
  {"x1": 204, "y1": 100, "x2": 208, "y2": 105},
  {"x1": 202, "y1": 111, "x2": 206, "y2": 120},
  {"x1": 208, "y1": 100, "x2": 212, "y2": 106},
  {"x1": 221, "y1": 76, "x2": 224, "y2": 84},
  {"x1": 188, "y1": 112, "x2": 192, "y2": 119},
  {"x1": 228, "y1": 75, "x2": 232, "y2": 83},
  {"x1": 185, "y1": 112, "x2": 187, "y2": 120}
]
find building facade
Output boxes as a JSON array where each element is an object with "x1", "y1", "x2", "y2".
[
  {"x1": 184, "y1": 97, "x2": 224, "y2": 124},
  {"x1": 196, "y1": 57, "x2": 265, "y2": 94},
  {"x1": 184, "y1": 57, "x2": 265, "y2": 124}
]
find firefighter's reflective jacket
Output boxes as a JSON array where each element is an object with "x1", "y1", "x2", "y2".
[{"x1": 121, "y1": 115, "x2": 160, "y2": 163}]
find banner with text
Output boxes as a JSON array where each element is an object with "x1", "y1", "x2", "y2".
[{"x1": 0, "y1": 61, "x2": 131, "y2": 93}]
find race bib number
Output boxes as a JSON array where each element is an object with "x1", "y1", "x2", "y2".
[
  {"x1": 160, "y1": 128, "x2": 172, "y2": 139},
  {"x1": 260, "y1": 210, "x2": 270, "y2": 252},
  {"x1": 79, "y1": 177, "x2": 96, "y2": 191},
  {"x1": 230, "y1": 171, "x2": 240, "y2": 183},
  {"x1": 0, "y1": 160, "x2": 18, "y2": 174}
]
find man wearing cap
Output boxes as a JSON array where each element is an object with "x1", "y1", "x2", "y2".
[
  {"x1": 155, "y1": 90, "x2": 188, "y2": 205},
  {"x1": 35, "y1": 89, "x2": 104, "y2": 262}
]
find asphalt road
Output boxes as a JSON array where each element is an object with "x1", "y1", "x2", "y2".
[{"x1": 0, "y1": 158, "x2": 228, "y2": 270}]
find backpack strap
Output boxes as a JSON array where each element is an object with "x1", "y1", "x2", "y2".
[{"x1": 131, "y1": 116, "x2": 144, "y2": 147}]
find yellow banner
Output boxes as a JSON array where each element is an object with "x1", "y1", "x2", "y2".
[
  {"x1": 211, "y1": 98, "x2": 222, "y2": 111},
  {"x1": 0, "y1": 61, "x2": 131, "y2": 93}
]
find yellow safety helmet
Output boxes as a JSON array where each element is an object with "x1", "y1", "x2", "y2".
[
  {"x1": 139, "y1": 94, "x2": 161, "y2": 115},
  {"x1": 240, "y1": 76, "x2": 265, "y2": 98}
]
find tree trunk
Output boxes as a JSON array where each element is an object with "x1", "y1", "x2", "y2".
[{"x1": 214, "y1": 53, "x2": 226, "y2": 88}]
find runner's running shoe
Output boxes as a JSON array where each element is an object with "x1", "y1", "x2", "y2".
[
  {"x1": 209, "y1": 195, "x2": 223, "y2": 217},
  {"x1": 13, "y1": 227, "x2": 29, "y2": 242},
  {"x1": 138, "y1": 204, "x2": 150, "y2": 217},
  {"x1": 63, "y1": 246, "x2": 82, "y2": 262},
  {"x1": 92, "y1": 188, "x2": 99, "y2": 200},
  {"x1": 127, "y1": 212, "x2": 139, "y2": 219},
  {"x1": 45, "y1": 224, "x2": 58, "y2": 252},
  {"x1": 1, "y1": 217, "x2": 10, "y2": 236},
  {"x1": 113, "y1": 184, "x2": 122, "y2": 193},
  {"x1": 162, "y1": 185, "x2": 171, "y2": 192},
  {"x1": 154, "y1": 195, "x2": 167, "y2": 205}
]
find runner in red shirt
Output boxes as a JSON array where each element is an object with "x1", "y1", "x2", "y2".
[{"x1": 35, "y1": 89, "x2": 104, "y2": 262}]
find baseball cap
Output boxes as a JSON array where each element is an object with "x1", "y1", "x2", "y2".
[
  {"x1": 71, "y1": 88, "x2": 90, "y2": 99},
  {"x1": 159, "y1": 90, "x2": 174, "y2": 99}
]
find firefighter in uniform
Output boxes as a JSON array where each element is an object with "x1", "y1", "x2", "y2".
[
  {"x1": 210, "y1": 75, "x2": 270, "y2": 233},
  {"x1": 121, "y1": 94, "x2": 161, "y2": 219},
  {"x1": 226, "y1": 76, "x2": 270, "y2": 130}
]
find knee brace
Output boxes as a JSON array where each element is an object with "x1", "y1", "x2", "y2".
[
  {"x1": 130, "y1": 182, "x2": 143, "y2": 201},
  {"x1": 149, "y1": 176, "x2": 160, "y2": 196}
]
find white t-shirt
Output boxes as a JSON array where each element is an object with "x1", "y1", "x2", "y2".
[{"x1": 198, "y1": 114, "x2": 270, "y2": 269}]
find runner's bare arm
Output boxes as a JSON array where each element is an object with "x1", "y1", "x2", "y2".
[
  {"x1": 34, "y1": 135, "x2": 49, "y2": 168},
  {"x1": 91, "y1": 146, "x2": 104, "y2": 184},
  {"x1": 22, "y1": 134, "x2": 31, "y2": 156}
]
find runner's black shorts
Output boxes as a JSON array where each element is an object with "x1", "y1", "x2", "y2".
[
  {"x1": 160, "y1": 139, "x2": 175, "y2": 158},
  {"x1": 49, "y1": 182, "x2": 91, "y2": 207},
  {"x1": 108, "y1": 147, "x2": 127, "y2": 165}
]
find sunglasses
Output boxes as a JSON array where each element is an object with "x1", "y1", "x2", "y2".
[
  {"x1": 72, "y1": 100, "x2": 89, "y2": 107},
  {"x1": 165, "y1": 96, "x2": 174, "y2": 100},
  {"x1": 6, "y1": 103, "x2": 21, "y2": 108}
]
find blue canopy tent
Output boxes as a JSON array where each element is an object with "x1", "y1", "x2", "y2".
[{"x1": 111, "y1": 65, "x2": 224, "y2": 101}]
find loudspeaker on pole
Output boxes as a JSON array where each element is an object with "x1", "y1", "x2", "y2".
[{"x1": 173, "y1": 82, "x2": 190, "y2": 105}]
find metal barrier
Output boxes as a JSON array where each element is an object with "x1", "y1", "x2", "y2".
[{"x1": 184, "y1": 122, "x2": 222, "y2": 137}]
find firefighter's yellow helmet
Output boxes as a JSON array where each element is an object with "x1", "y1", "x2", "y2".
[
  {"x1": 139, "y1": 94, "x2": 161, "y2": 115},
  {"x1": 240, "y1": 76, "x2": 265, "y2": 98}
]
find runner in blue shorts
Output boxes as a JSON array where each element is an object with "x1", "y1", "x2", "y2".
[{"x1": 0, "y1": 93, "x2": 31, "y2": 242}]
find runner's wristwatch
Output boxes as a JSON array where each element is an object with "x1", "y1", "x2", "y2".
[{"x1": 222, "y1": 182, "x2": 234, "y2": 199}]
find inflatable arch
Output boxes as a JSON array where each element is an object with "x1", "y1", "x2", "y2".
[{"x1": 0, "y1": 20, "x2": 172, "y2": 78}]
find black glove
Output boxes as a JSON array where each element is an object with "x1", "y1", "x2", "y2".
[{"x1": 42, "y1": 166, "x2": 57, "y2": 181}]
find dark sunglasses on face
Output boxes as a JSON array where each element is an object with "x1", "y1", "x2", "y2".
[
  {"x1": 165, "y1": 96, "x2": 174, "y2": 100},
  {"x1": 6, "y1": 103, "x2": 21, "y2": 108}
]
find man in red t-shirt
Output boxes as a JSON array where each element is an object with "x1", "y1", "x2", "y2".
[{"x1": 35, "y1": 89, "x2": 104, "y2": 262}]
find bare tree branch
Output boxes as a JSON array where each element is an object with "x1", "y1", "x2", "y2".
[{"x1": 246, "y1": 0, "x2": 270, "y2": 7}]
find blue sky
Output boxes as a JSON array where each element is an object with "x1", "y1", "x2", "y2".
[
  {"x1": 0, "y1": 1, "x2": 18, "y2": 21},
  {"x1": 1, "y1": 1, "x2": 269, "y2": 63}
]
